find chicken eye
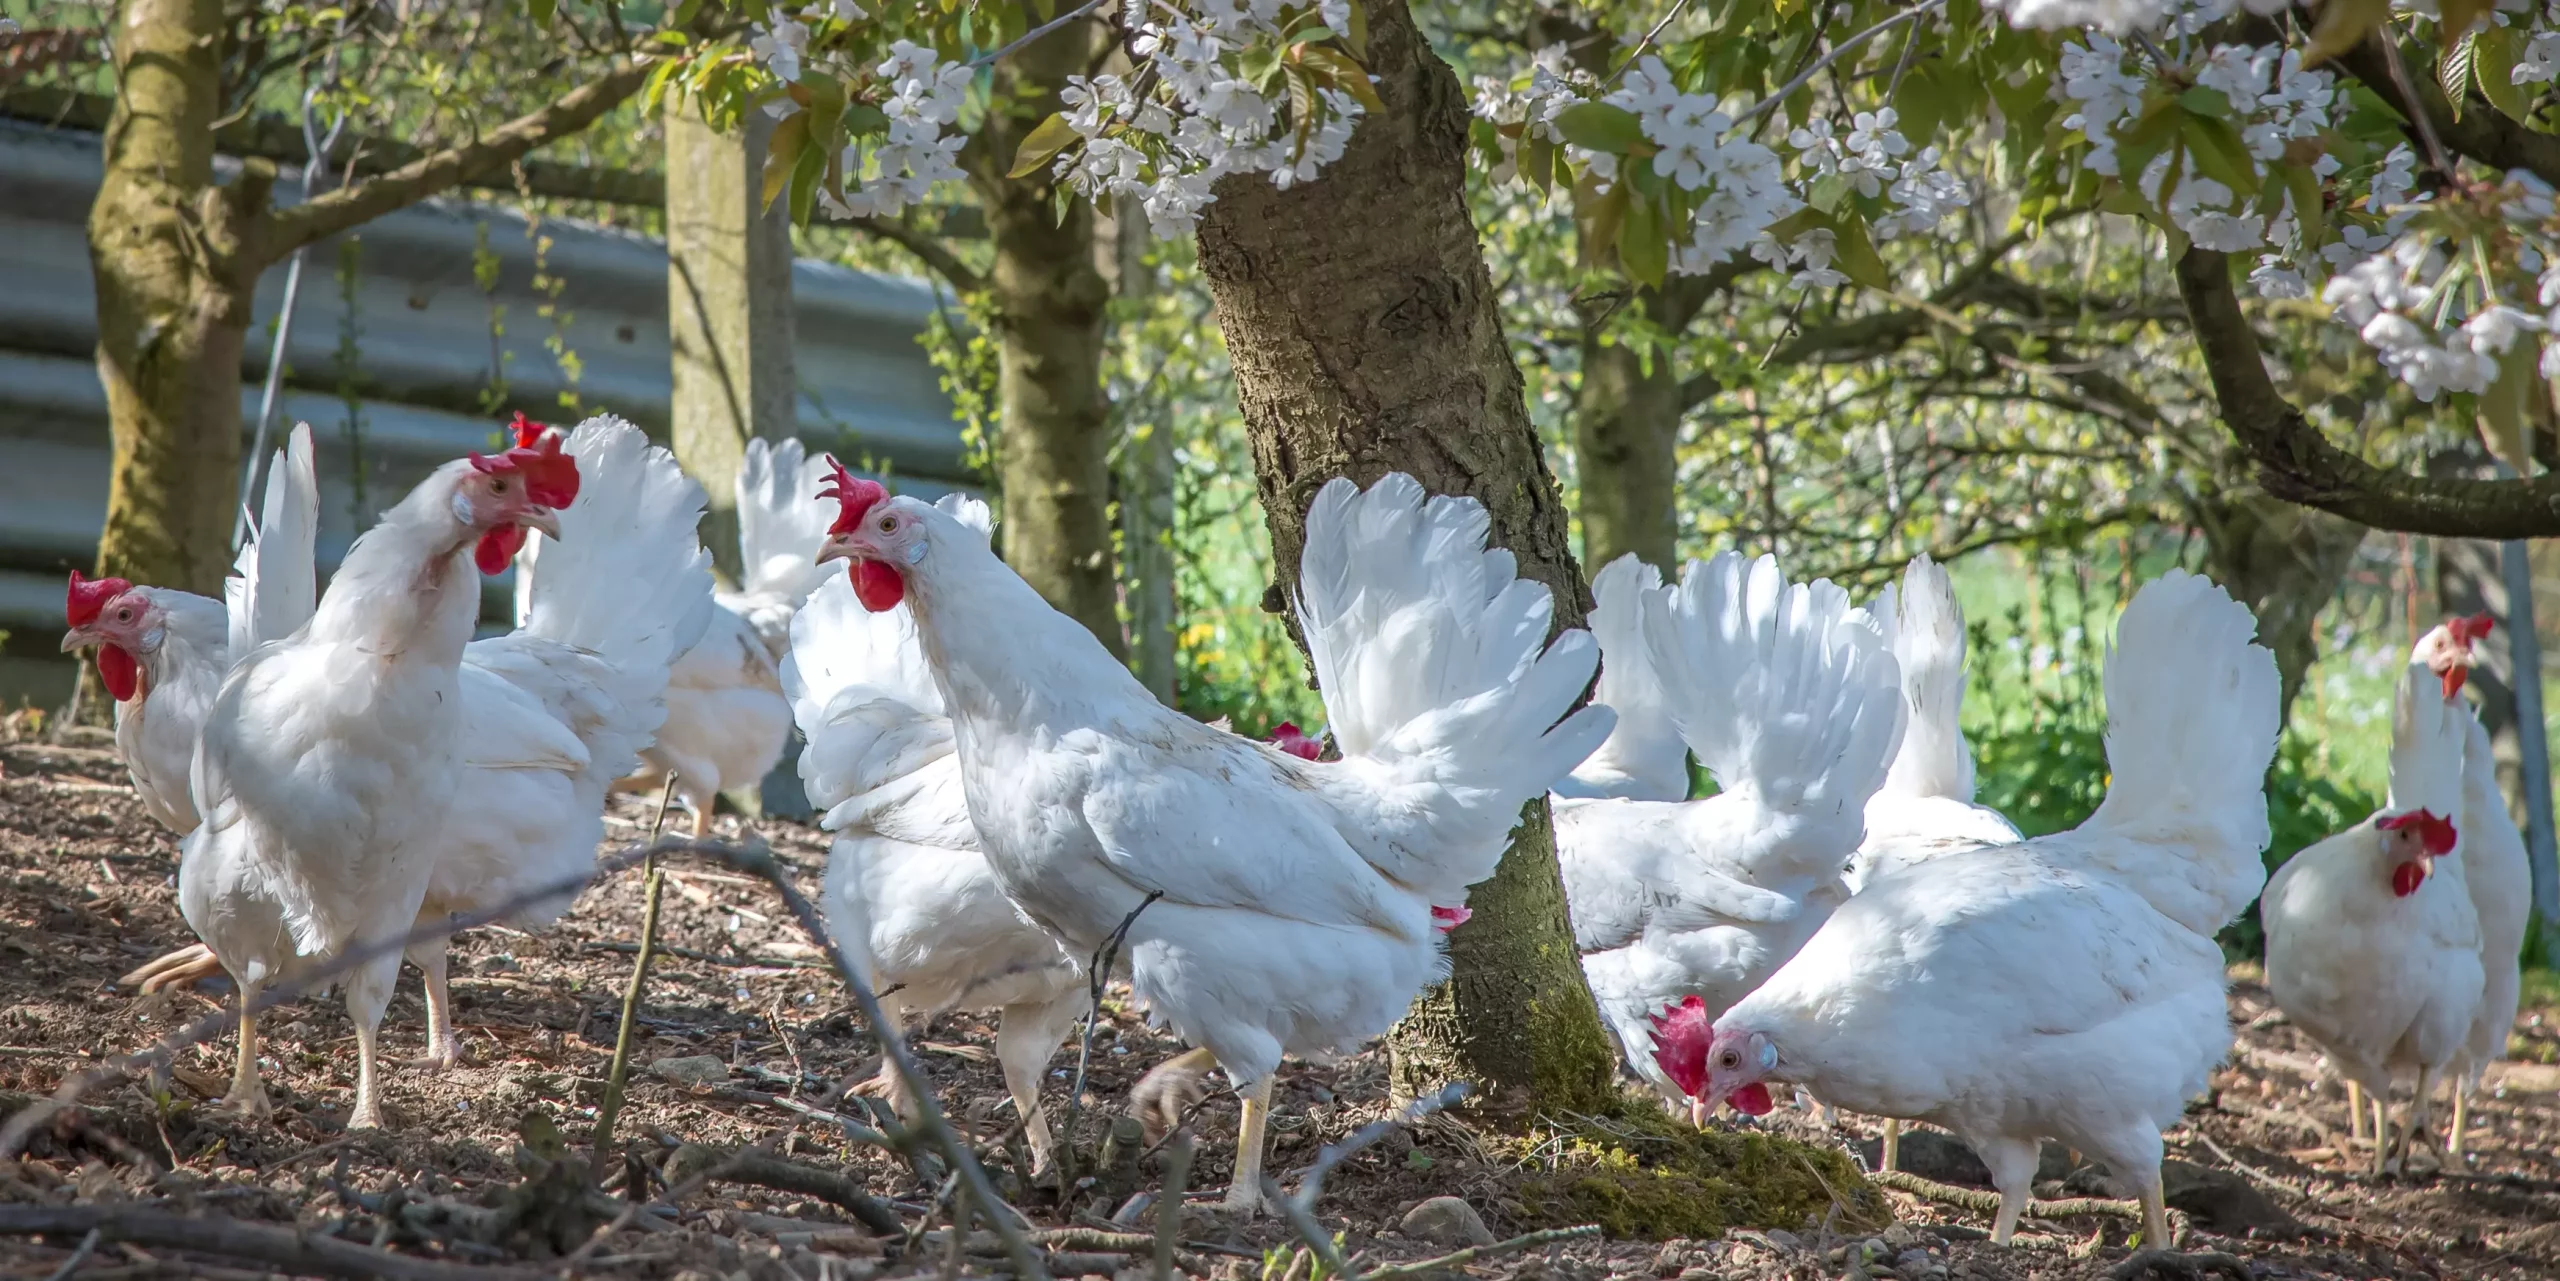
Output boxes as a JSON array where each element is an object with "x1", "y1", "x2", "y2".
[
  {"x1": 489, "y1": 476, "x2": 512, "y2": 495},
  {"x1": 115, "y1": 608, "x2": 133, "y2": 623},
  {"x1": 1718, "y1": 1051, "x2": 1739, "y2": 1068},
  {"x1": 878, "y1": 515, "x2": 896, "y2": 533}
]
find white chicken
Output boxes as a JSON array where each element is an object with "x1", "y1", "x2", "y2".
[
  {"x1": 180, "y1": 415, "x2": 712, "y2": 1124},
  {"x1": 61, "y1": 426, "x2": 319, "y2": 836},
  {"x1": 2412, "y1": 616, "x2": 2532, "y2": 1160},
  {"x1": 783, "y1": 495, "x2": 1084, "y2": 1173},
  {"x1": 1550, "y1": 555, "x2": 1691, "y2": 803},
  {"x1": 2264, "y1": 654, "x2": 2482, "y2": 1173},
  {"x1": 1849, "y1": 554, "x2": 2023, "y2": 892},
  {"x1": 589, "y1": 437, "x2": 834, "y2": 836},
  {"x1": 804, "y1": 466, "x2": 1612, "y2": 1212},
  {"x1": 1556, "y1": 552, "x2": 1906, "y2": 1116},
  {"x1": 1653, "y1": 570, "x2": 2280, "y2": 1249}
]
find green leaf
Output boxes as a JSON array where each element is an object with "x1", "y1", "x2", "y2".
[
  {"x1": 1553, "y1": 101, "x2": 1647, "y2": 154},
  {"x1": 789, "y1": 138, "x2": 825, "y2": 228},
  {"x1": 1007, "y1": 112, "x2": 1079, "y2": 179},
  {"x1": 2475, "y1": 27, "x2": 2534, "y2": 124},
  {"x1": 1830, "y1": 214, "x2": 1888, "y2": 291},
  {"x1": 2282, "y1": 163, "x2": 2327, "y2": 250},
  {"x1": 528, "y1": 0, "x2": 554, "y2": 28},
  {"x1": 2442, "y1": 0, "x2": 2496, "y2": 40},
  {"x1": 1524, "y1": 134, "x2": 1555, "y2": 194},
  {"x1": 2306, "y1": 0, "x2": 2391, "y2": 67},
  {"x1": 2181, "y1": 113, "x2": 2263, "y2": 198},
  {"x1": 2441, "y1": 32, "x2": 2477, "y2": 122},
  {"x1": 1299, "y1": 46, "x2": 1383, "y2": 114},
  {"x1": 1341, "y1": 0, "x2": 1368, "y2": 58},
  {"x1": 1284, "y1": 65, "x2": 1318, "y2": 164},
  {"x1": 1577, "y1": 174, "x2": 1630, "y2": 271},
  {"x1": 1620, "y1": 189, "x2": 1668, "y2": 288},
  {"x1": 2177, "y1": 86, "x2": 2232, "y2": 119},
  {"x1": 761, "y1": 110, "x2": 810, "y2": 214},
  {"x1": 671, "y1": 0, "x2": 704, "y2": 31},
  {"x1": 1808, "y1": 172, "x2": 1850, "y2": 213},
  {"x1": 2479, "y1": 337, "x2": 2542, "y2": 478}
]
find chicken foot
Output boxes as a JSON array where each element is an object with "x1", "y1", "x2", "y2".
[
  {"x1": 407, "y1": 943, "x2": 465, "y2": 1071},
  {"x1": 120, "y1": 942, "x2": 224, "y2": 993},
  {"x1": 220, "y1": 979, "x2": 272, "y2": 1118},
  {"x1": 2345, "y1": 1080, "x2": 2367, "y2": 1144},
  {"x1": 1225, "y1": 1075, "x2": 1278, "y2": 1218},
  {"x1": 1127, "y1": 1046, "x2": 1217, "y2": 1144}
]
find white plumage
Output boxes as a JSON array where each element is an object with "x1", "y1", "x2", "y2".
[
  {"x1": 1556, "y1": 552, "x2": 1906, "y2": 1108},
  {"x1": 180, "y1": 415, "x2": 709, "y2": 1123},
  {"x1": 1664, "y1": 570, "x2": 2281, "y2": 1249},
  {"x1": 1849, "y1": 555, "x2": 2024, "y2": 894},
  {"x1": 2263, "y1": 658, "x2": 2484, "y2": 1171},
  {"x1": 810, "y1": 470, "x2": 1612, "y2": 1211},
  {"x1": 606, "y1": 437, "x2": 835, "y2": 835},
  {"x1": 784, "y1": 495, "x2": 1084, "y2": 1173},
  {"x1": 1551, "y1": 555, "x2": 1690, "y2": 803}
]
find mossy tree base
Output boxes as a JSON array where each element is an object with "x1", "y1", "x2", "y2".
[{"x1": 1501, "y1": 1103, "x2": 1887, "y2": 1241}]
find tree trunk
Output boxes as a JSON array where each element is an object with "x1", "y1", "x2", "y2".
[
  {"x1": 2190, "y1": 491, "x2": 2367, "y2": 725},
  {"x1": 88, "y1": 0, "x2": 251, "y2": 598},
  {"x1": 1110, "y1": 210, "x2": 1180, "y2": 705},
  {"x1": 1192, "y1": 0, "x2": 1619, "y2": 1118},
  {"x1": 966, "y1": 19, "x2": 1124, "y2": 657},
  {"x1": 1571, "y1": 284, "x2": 1711, "y2": 574}
]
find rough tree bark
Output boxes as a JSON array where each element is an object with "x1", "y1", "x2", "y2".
[
  {"x1": 1571, "y1": 283, "x2": 1714, "y2": 574},
  {"x1": 1192, "y1": 0, "x2": 1620, "y2": 1117},
  {"x1": 962, "y1": 17, "x2": 1125, "y2": 657},
  {"x1": 2189, "y1": 491, "x2": 2367, "y2": 725},
  {"x1": 87, "y1": 0, "x2": 648, "y2": 597}
]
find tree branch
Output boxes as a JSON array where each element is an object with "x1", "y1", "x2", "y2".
[
  {"x1": 2176, "y1": 245, "x2": 2560, "y2": 537},
  {"x1": 255, "y1": 60, "x2": 654, "y2": 266},
  {"x1": 2334, "y1": 31, "x2": 2560, "y2": 188},
  {"x1": 846, "y1": 215, "x2": 989, "y2": 294}
]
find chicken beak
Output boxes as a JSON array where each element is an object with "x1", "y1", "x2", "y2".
[
  {"x1": 519, "y1": 507, "x2": 563, "y2": 540},
  {"x1": 60, "y1": 625, "x2": 95, "y2": 653},
  {"x1": 1689, "y1": 1096, "x2": 1710, "y2": 1129},
  {"x1": 815, "y1": 536, "x2": 854, "y2": 567}
]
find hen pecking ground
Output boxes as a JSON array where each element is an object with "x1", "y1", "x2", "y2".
[{"x1": 1, "y1": 719, "x2": 2555, "y2": 1281}]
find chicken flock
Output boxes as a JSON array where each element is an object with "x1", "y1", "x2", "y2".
[{"x1": 55, "y1": 413, "x2": 2537, "y2": 1246}]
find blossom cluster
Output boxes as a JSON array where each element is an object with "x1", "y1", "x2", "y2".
[
  {"x1": 2320, "y1": 168, "x2": 2560, "y2": 403},
  {"x1": 1046, "y1": 1, "x2": 1367, "y2": 238},
  {"x1": 825, "y1": 40, "x2": 971, "y2": 220},
  {"x1": 1987, "y1": 0, "x2": 2288, "y2": 34},
  {"x1": 1788, "y1": 108, "x2": 1967, "y2": 241},
  {"x1": 1602, "y1": 58, "x2": 1801, "y2": 272}
]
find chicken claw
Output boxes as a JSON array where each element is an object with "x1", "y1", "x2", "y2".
[
  {"x1": 1127, "y1": 1046, "x2": 1217, "y2": 1145},
  {"x1": 121, "y1": 943, "x2": 223, "y2": 994}
]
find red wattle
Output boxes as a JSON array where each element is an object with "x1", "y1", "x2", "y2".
[
  {"x1": 2443, "y1": 668, "x2": 2468, "y2": 699},
  {"x1": 852, "y1": 560, "x2": 906, "y2": 612},
  {"x1": 476, "y1": 526, "x2": 527, "y2": 576},
  {"x1": 2392, "y1": 860, "x2": 2428, "y2": 898},
  {"x1": 1730, "y1": 1083, "x2": 1774, "y2": 1116},
  {"x1": 1431, "y1": 904, "x2": 1473, "y2": 934},
  {"x1": 96, "y1": 645, "x2": 139, "y2": 703}
]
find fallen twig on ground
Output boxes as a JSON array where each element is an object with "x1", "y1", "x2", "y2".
[
  {"x1": 0, "y1": 1205, "x2": 543, "y2": 1281},
  {"x1": 1361, "y1": 1225, "x2": 1601, "y2": 1280},
  {"x1": 663, "y1": 1141, "x2": 903, "y2": 1235},
  {"x1": 1872, "y1": 1169, "x2": 2140, "y2": 1221}
]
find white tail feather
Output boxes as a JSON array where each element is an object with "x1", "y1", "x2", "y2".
[
  {"x1": 2075, "y1": 570, "x2": 2281, "y2": 933},
  {"x1": 737, "y1": 437, "x2": 842, "y2": 602},
  {"x1": 1875, "y1": 554, "x2": 1976, "y2": 803},
  {"x1": 2386, "y1": 661, "x2": 2466, "y2": 825},
  {"x1": 226, "y1": 422, "x2": 319, "y2": 658},
  {"x1": 1639, "y1": 551, "x2": 1905, "y2": 812},
  {"x1": 1293, "y1": 474, "x2": 1615, "y2": 898},
  {"x1": 1557, "y1": 554, "x2": 1691, "y2": 802}
]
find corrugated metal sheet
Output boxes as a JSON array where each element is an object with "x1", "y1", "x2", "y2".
[{"x1": 0, "y1": 117, "x2": 971, "y2": 635}]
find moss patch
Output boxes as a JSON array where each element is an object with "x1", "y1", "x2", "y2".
[{"x1": 1501, "y1": 1104, "x2": 1886, "y2": 1240}]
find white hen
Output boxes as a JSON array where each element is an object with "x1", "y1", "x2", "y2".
[
  {"x1": 2411, "y1": 617, "x2": 2532, "y2": 1160},
  {"x1": 181, "y1": 424, "x2": 580, "y2": 1126},
  {"x1": 784, "y1": 495, "x2": 1085, "y2": 1173},
  {"x1": 805, "y1": 467, "x2": 1613, "y2": 1212},
  {"x1": 1653, "y1": 570, "x2": 2280, "y2": 1249},
  {"x1": 1850, "y1": 555, "x2": 2023, "y2": 892},
  {"x1": 600, "y1": 437, "x2": 835, "y2": 836},
  {"x1": 2265, "y1": 631, "x2": 2489, "y2": 1172},
  {"x1": 1557, "y1": 552, "x2": 1905, "y2": 1115},
  {"x1": 62, "y1": 426, "x2": 319, "y2": 836}
]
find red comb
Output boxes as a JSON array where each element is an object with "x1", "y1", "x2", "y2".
[
  {"x1": 469, "y1": 417, "x2": 580, "y2": 509},
  {"x1": 2378, "y1": 808, "x2": 2458, "y2": 856},
  {"x1": 1430, "y1": 904, "x2": 1472, "y2": 934},
  {"x1": 1268, "y1": 723, "x2": 1323, "y2": 761},
  {"x1": 819, "y1": 455, "x2": 889, "y2": 536},
  {"x1": 66, "y1": 571, "x2": 131, "y2": 626},
  {"x1": 2449, "y1": 613, "x2": 2495, "y2": 645}
]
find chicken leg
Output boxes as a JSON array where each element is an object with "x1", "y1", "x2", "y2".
[
  {"x1": 408, "y1": 942, "x2": 464, "y2": 1071},
  {"x1": 2446, "y1": 1077, "x2": 2469, "y2": 1160},
  {"x1": 121, "y1": 942, "x2": 224, "y2": 993},
  {"x1": 220, "y1": 979, "x2": 271, "y2": 1117},
  {"x1": 1880, "y1": 1119, "x2": 1901, "y2": 1172},
  {"x1": 1975, "y1": 1136, "x2": 2040, "y2": 1247},
  {"x1": 995, "y1": 995, "x2": 1083, "y2": 1176},
  {"x1": 1225, "y1": 1075, "x2": 1278, "y2": 1218},
  {"x1": 2346, "y1": 1080, "x2": 2367, "y2": 1144},
  {"x1": 344, "y1": 951, "x2": 402, "y2": 1131}
]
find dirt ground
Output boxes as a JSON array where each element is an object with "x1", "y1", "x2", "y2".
[{"x1": 3, "y1": 724, "x2": 2557, "y2": 1281}]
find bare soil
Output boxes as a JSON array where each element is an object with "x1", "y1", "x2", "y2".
[{"x1": 2, "y1": 723, "x2": 2556, "y2": 1281}]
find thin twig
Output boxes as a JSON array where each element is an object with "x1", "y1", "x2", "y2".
[
  {"x1": 1728, "y1": 0, "x2": 1947, "y2": 130},
  {"x1": 592, "y1": 775, "x2": 680, "y2": 1174},
  {"x1": 0, "y1": 1206, "x2": 539, "y2": 1281},
  {"x1": 1290, "y1": 1082, "x2": 1471, "y2": 1209},
  {"x1": 1057, "y1": 890, "x2": 1163, "y2": 1192},
  {"x1": 1262, "y1": 1175, "x2": 1355, "y2": 1281},
  {"x1": 1605, "y1": 0, "x2": 1697, "y2": 87},
  {"x1": 970, "y1": 0, "x2": 1109, "y2": 69},
  {"x1": 2377, "y1": 29, "x2": 2456, "y2": 182},
  {"x1": 1361, "y1": 1225, "x2": 1603, "y2": 1280},
  {"x1": 41, "y1": 1228, "x2": 100, "y2": 1281}
]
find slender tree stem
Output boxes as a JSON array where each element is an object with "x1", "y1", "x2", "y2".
[{"x1": 590, "y1": 776, "x2": 681, "y2": 1174}]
